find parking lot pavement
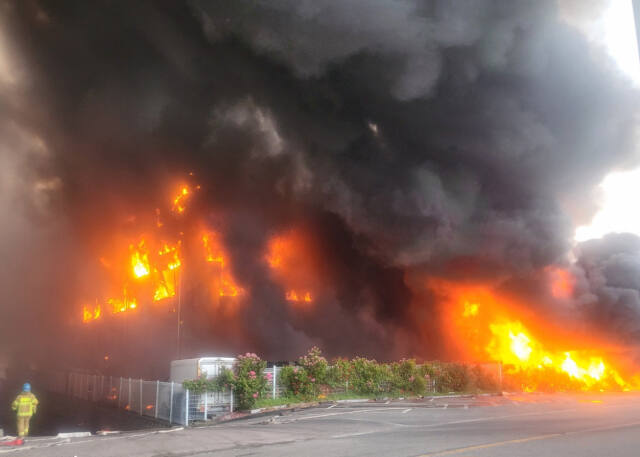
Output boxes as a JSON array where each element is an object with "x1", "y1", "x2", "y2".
[{"x1": 4, "y1": 393, "x2": 640, "y2": 456}]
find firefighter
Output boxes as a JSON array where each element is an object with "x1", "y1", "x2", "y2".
[{"x1": 11, "y1": 383, "x2": 38, "y2": 438}]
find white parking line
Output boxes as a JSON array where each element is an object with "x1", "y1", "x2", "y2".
[{"x1": 403, "y1": 408, "x2": 412, "y2": 414}]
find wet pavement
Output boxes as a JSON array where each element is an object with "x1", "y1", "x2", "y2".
[{"x1": 2, "y1": 392, "x2": 640, "y2": 456}]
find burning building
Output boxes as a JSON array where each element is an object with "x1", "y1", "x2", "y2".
[{"x1": 2, "y1": 0, "x2": 640, "y2": 386}]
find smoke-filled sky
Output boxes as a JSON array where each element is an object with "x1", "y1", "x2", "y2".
[{"x1": 1, "y1": 0, "x2": 640, "y2": 375}]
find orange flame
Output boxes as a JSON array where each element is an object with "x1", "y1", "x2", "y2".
[
  {"x1": 202, "y1": 231, "x2": 244, "y2": 298},
  {"x1": 437, "y1": 280, "x2": 640, "y2": 391},
  {"x1": 266, "y1": 233, "x2": 316, "y2": 305},
  {"x1": 286, "y1": 290, "x2": 312, "y2": 303},
  {"x1": 486, "y1": 319, "x2": 628, "y2": 390},
  {"x1": 82, "y1": 304, "x2": 101, "y2": 323},
  {"x1": 80, "y1": 182, "x2": 249, "y2": 323},
  {"x1": 172, "y1": 186, "x2": 190, "y2": 213},
  {"x1": 130, "y1": 241, "x2": 150, "y2": 278}
]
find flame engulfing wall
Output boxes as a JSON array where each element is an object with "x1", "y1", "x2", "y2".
[{"x1": 1, "y1": 1, "x2": 640, "y2": 379}]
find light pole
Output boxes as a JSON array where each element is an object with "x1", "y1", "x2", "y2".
[{"x1": 175, "y1": 268, "x2": 182, "y2": 360}]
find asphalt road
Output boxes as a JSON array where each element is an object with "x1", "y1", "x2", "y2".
[{"x1": 3, "y1": 393, "x2": 640, "y2": 456}]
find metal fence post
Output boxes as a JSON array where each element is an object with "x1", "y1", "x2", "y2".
[
  {"x1": 169, "y1": 382, "x2": 174, "y2": 424},
  {"x1": 185, "y1": 389, "x2": 189, "y2": 426},
  {"x1": 230, "y1": 387, "x2": 233, "y2": 413},
  {"x1": 140, "y1": 379, "x2": 143, "y2": 415},
  {"x1": 118, "y1": 377, "x2": 123, "y2": 408},
  {"x1": 204, "y1": 390, "x2": 208, "y2": 421},
  {"x1": 128, "y1": 377, "x2": 132, "y2": 409},
  {"x1": 272, "y1": 366, "x2": 277, "y2": 399},
  {"x1": 155, "y1": 381, "x2": 160, "y2": 419}
]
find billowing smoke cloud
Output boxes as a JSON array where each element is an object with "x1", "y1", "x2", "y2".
[
  {"x1": 573, "y1": 234, "x2": 640, "y2": 348},
  {"x1": 1, "y1": 0, "x2": 639, "y2": 375}
]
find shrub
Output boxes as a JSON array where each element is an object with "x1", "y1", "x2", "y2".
[
  {"x1": 326, "y1": 357, "x2": 352, "y2": 389},
  {"x1": 232, "y1": 352, "x2": 269, "y2": 410},
  {"x1": 182, "y1": 376, "x2": 216, "y2": 394},
  {"x1": 390, "y1": 359, "x2": 426, "y2": 395},
  {"x1": 279, "y1": 365, "x2": 314, "y2": 399},
  {"x1": 298, "y1": 347, "x2": 328, "y2": 395},
  {"x1": 432, "y1": 362, "x2": 470, "y2": 392},
  {"x1": 349, "y1": 357, "x2": 392, "y2": 395},
  {"x1": 471, "y1": 365, "x2": 500, "y2": 392}
]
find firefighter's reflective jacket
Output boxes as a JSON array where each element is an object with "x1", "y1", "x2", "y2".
[{"x1": 12, "y1": 392, "x2": 39, "y2": 417}]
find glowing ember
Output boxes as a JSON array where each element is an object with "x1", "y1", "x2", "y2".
[
  {"x1": 286, "y1": 290, "x2": 312, "y2": 303},
  {"x1": 109, "y1": 296, "x2": 137, "y2": 314},
  {"x1": 172, "y1": 186, "x2": 190, "y2": 213},
  {"x1": 82, "y1": 304, "x2": 101, "y2": 323}
]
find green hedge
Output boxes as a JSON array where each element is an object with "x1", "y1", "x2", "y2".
[{"x1": 184, "y1": 348, "x2": 500, "y2": 409}]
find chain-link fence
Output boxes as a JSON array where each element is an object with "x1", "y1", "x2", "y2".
[
  {"x1": 42, "y1": 372, "x2": 207, "y2": 425},
  {"x1": 41, "y1": 367, "x2": 286, "y2": 426}
]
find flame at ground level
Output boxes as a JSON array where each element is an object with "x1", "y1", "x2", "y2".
[
  {"x1": 487, "y1": 320, "x2": 631, "y2": 391},
  {"x1": 434, "y1": 280, "x2": 640, "y2": 392}
]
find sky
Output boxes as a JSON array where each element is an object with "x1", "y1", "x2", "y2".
[{"x1": 573, "y1": 0, "x2": 640, "y2": 241}]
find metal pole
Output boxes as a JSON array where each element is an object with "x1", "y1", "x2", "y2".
[
  {"x1": 118, "y1": 377, "x2": 123, "y2": 408},
  {"x1": 128, "y1": 377, "x2": 132, "y2": 409},
  {"x1": 185, "y1": 389, "x2": 189, "y2": 426},
  {"x1": 272, "y1": 367, "x2": 277, "y2": 399},
  {"x1": 230, "y1": 387, "x2": 233, "y2": 413},
  {"x1": 169, "y1": 382, "x2": 174, "y2": 423},
  {"x1": 204, "y1": 390, "x2": 208, "y2": 421},
  {"x1": 155, "y1": 381, "x2": 160, "y2": 419},
  {"x1": 175, "y1": 269, "x2": 182, "y2": 360},
  {"x1": 101, "y1": 376, "x2": 105, "y2": 400},
  {"x1": 140, "y1": 379, "x2": 143, "y2": 415}
]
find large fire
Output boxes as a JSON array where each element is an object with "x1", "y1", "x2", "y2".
[
  {"x1": 437, "y1": 279, "x2": 640, "y2": 392},
  {"x1": 80, "y1": 184, "x2": 244, "y2": 323}
]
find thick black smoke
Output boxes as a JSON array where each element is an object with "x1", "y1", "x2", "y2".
[
  {"x1": 573, "y1": 234, "x2": 640, "y2": 349},
  {"x1": 1, "y1": 0, "x2": 639, "y2": 375}
]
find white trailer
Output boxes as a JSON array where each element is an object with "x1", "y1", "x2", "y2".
[{"x1": 170, "y1": 357, "x2": 236, "y2": 383}]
